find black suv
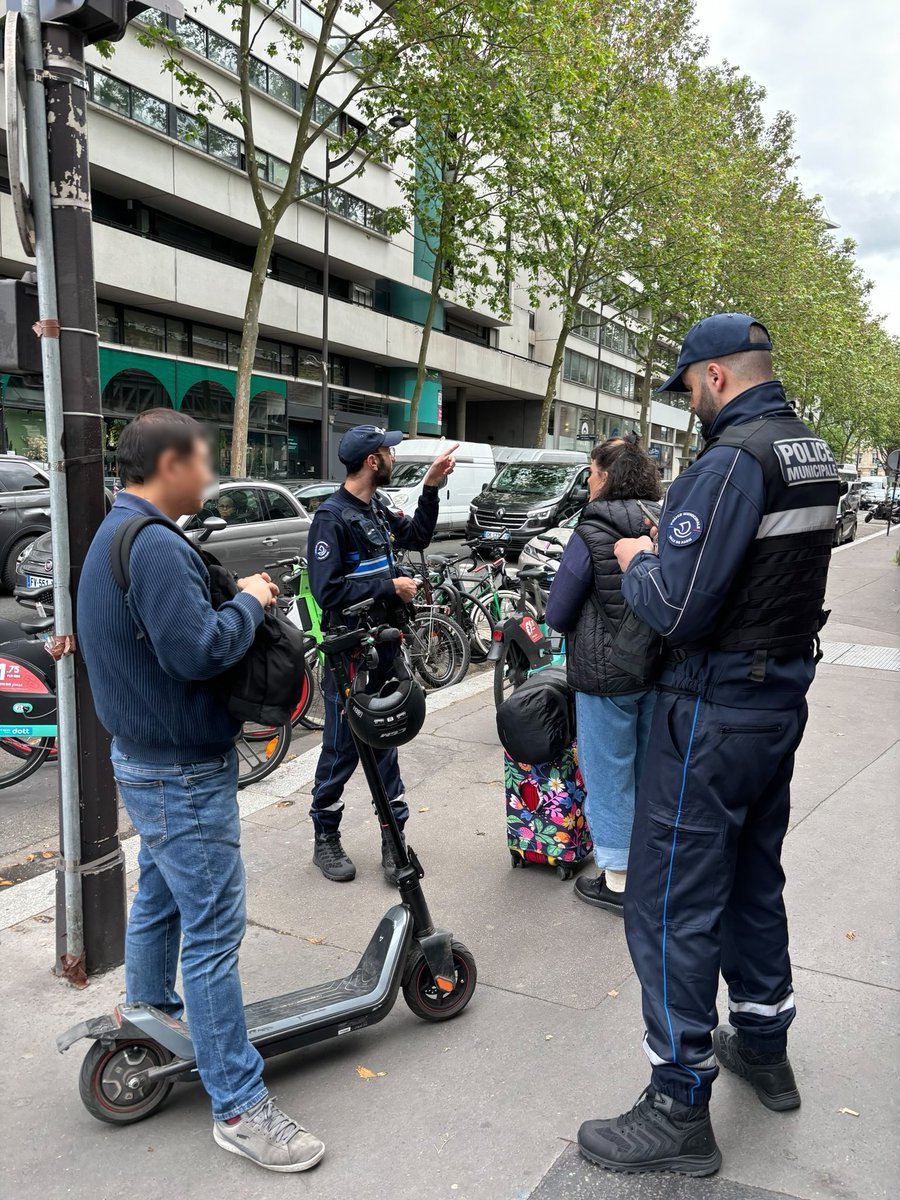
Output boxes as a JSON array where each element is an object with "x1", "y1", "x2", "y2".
[
  {"x1": 466, "y1": 455, "x2": 590, "y2": 555},
  {"x1": 0, "y1": 457, "x2": 51, "y2": 592}
]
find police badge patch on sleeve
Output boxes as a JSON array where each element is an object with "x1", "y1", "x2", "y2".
[
  {"x1": 773, "y1": 438, "x2": 839, "y2": 485},
  {"x1": 314, "y1": 541, "x2": 331, "y2": 560},
  {"x1": 667, "y1": 511, "x2": 704, "y2": 547}
]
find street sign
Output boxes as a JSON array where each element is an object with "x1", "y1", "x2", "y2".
[
  {"x1": 647, "y1": 446, "x2": 662, "y2": 461},
  {"x1": 3, "y1": 12, "x2": 35, "y2": 256},
  {"x1": 576, "y1": 419, "x2": 593, "y2": 441},
  {"x1": 887, "y1": 448, "x2": 900, "y2": 473}
]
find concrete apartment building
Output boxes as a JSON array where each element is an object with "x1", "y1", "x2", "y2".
[{"x1": 0, "y1": 1, "x2": 695, "y2": 479}]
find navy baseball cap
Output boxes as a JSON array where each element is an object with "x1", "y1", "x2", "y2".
[
  {"x1": 337, "y1": 424, "x2": 404, "y2": 466},
  {"x1": 657, "y1": 313, "x2": 772, "y2": 393}
]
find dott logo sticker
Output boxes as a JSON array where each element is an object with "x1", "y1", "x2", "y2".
[
  {"x1": 667, "y1": 511, "x2": 704, "y2": 547},
  {"x1": 773, "y1": 438, "x2": 839, "y2": 486}
]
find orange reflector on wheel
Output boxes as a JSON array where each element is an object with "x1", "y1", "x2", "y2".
[
  {"x1": 436, "y1": 976, "x2": 455, "y2": 993},
  {"x1": 265, "y1": 737, "x2": 277, "y2": 757}
]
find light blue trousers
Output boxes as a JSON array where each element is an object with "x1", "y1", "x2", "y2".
[{"x1": 575, "y1": 689, "x2": 657, "y2": 871}]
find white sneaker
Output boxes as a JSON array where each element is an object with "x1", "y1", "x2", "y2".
[{"x1": 213, "y1": 1097, "x2": 325, "y2": 1172}]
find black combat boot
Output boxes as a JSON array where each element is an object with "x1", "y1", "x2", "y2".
[
  {"x1": 713, "y1": 1027, "x2": 801, "y2": 1111},
  {"x1": 578, "y1": 1088, "x2": 722, "y2": 1176},
  {"x1": 312, "y1": 832, "x2": 356, "y2": 882}
]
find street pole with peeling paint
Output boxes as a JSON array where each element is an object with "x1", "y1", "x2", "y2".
[{"x1": 40, "y1": 20, "x2": 126, "y2": 974}]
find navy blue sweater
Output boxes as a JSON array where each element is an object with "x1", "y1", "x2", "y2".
[{"x1": 78, "y1": 492, "x2": 263, "y2": 764}]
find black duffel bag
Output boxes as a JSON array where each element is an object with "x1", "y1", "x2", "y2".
[{"x1": 496, "y1": 666, "x2": 573, "y2": 764}]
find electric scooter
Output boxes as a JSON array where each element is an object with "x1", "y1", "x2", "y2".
[{"x1": 57, "y1": 603, "x2": 477, "y2": 1125}]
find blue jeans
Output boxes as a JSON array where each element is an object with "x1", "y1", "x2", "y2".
[
  {"x1": 111, "y1": 743, "x2": 266, "y2": 1121},
  {"x1": 575, "y1": 689, "x2": 657, "y2": 871}
]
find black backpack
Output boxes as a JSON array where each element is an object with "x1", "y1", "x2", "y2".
[
  {"x1": 109, "y1": 515, "x2": 308, "y2": 725},
  {"x1": 496, "y1": 666, "x2": 573, "y2": 764}
]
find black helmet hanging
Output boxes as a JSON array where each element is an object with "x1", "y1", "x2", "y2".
[{"x1": 344, "y1": 653, "x2": 426, "y2": 748}]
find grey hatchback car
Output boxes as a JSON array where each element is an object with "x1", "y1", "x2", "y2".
[
  {"x1": 180, "y1": 479, "x2": 312, "y2": 576},
  {"x1": 0, "y1": 457, "x2": 51, "y2": 592}
]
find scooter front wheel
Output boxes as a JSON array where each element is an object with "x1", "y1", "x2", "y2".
[
  {"x1": 79, "y1": 1039, "x2": 174, "y2": 1124},
  {"x1": 403, "y1": 941, "x2": 477, "y2": 1022}
]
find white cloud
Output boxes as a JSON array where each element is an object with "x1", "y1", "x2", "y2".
[{"x1": 693, "y1": 0, "x2": 900, "y2": 334}]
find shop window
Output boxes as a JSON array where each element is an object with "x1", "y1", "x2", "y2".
[
  {"x1": 102, "y1": 369, "x2": 172, "y2": 417},
  {"x1": 181, "y1": 380, "x2": 234, "y2": 422},
  {"x1": 250, "y1": 390, "x2": 287, "y2": 431}
]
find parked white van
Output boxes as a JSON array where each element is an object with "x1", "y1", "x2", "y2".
[{"x1": 383, "y1": 439, "x2": 497, "y2": 533}]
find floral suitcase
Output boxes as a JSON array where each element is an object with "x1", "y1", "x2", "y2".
[{"x1": 504, "y1": 740, "x2": 592, "y2": 880}]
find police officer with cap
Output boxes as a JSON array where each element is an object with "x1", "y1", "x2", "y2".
[
  {"x1": 577, "y1": 315, "x2": 840, "y2": 1176},
  {"x1": 307, "y1": 425, "x2": 457, "y2": 883}
]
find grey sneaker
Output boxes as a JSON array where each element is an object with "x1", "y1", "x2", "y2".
[{"x1": 213, "y1": 1097, "x2": 325, "y2": 1173}]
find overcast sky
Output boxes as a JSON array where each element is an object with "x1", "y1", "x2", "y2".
[{"x1": 693, "y1": 0, "x2": 900, "y2": 335}]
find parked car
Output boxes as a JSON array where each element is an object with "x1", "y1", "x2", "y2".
[
  {"x1": 0, "y1": 456, "x2": 51, "y2": 593},
  {"x1": 13, "y1": 488, "x2": 114, "y2": 608},
  {"x1": 859, "y1": 480, "x2": 887, "y2": 509},
  {"x1": 518, "y1": 513, "x2": 579, "y2": 572},
  {"x1": 382, "y1": 439, "x2": 496, "y2": 533},
  {"x1": 833, "y1": 480, "x2": 861, "y2": 546},
  {"x1": 286, "y1": 479, "x2": 401, "y2": 516},
  {"x1": 466, "y1": 449, "x2": 590, "y2": 556},
  {"x1": 181, "y1": 479, "x2": 312, "y2": 577}
]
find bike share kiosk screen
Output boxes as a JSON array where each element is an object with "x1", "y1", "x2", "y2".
[{"x1": 0, "y1": 652, "x2": 56, "y2": 740}]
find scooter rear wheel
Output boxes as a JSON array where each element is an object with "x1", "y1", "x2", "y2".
[
  {"x1": 403, "y1": 941, "x2": 477, "y2": 1022},
  {"x1": 79, "y1": 1039, "x2": 174, "y2": 1124}
]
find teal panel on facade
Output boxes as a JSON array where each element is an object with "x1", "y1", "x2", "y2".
[
  {"x1": 386, "y1": 281, "x2": 444, "y2": 330},
  {"x1": 387, "y1": 368, "x2": 441, "y2": 436},
  {"x1": 99, "y1": 347, "x2": 176, "y2": 403}
]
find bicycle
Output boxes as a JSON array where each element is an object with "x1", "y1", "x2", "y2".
[
  {"x1": 488, "y1": 538, "x2": 567, "y2": 710},
  {"x1": 399, "y1": 550, "x2": 497, "y2": 661},
  {"x1": 0, "y1": 611, "x2": 292, "y2": 791}
]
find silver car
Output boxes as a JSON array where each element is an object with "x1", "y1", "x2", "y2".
[
  {"x1": 180, "y1": 480, "x2": 311, "y2": 577},
  {"x1": 518, "y1": 513, "x2": 580, "y2": 573}
]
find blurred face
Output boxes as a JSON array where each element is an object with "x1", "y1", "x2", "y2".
[
  {"x1": 588, "y1": 460, "x2": 608, "y2": 500},
  {"x1": 683, "y1": 363, "x2": 721, "y2": 428},
  {"x1": 157, "y1": 437, "x2": 213, "y2": 516}
]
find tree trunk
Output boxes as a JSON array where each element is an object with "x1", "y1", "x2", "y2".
[
  {"x1": 678, "y1": 412, "x2": 696, "y2": 473},
  {"x1": 534, "y1": 323, "x2": 569, "y2": 449},
  {"x1": 407, "y1": 263, "x2": 443, "y2": 440},
  {"x1": 638, "y1": 327, "x2": 660, "y2": 447},
  {"x1": 231, "y1": 219, "x2": 274, "y2": 476}
]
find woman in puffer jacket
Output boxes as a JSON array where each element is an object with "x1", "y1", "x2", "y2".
[{"x1": 545, "y1": 437, "x2": 661, "y2": 915}]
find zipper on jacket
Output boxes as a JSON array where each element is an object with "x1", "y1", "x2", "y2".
[{"x1": 719, "y1": 723, "x2": 784, "y2": 735}]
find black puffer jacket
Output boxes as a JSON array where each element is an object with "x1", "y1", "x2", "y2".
[{"x1": 567, "y1": 498, "x2": 655, "y2": 696}]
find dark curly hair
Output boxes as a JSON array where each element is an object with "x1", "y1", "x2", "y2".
[{"x1": 591, "y1": 436, "x2": 661, "y2": 502}]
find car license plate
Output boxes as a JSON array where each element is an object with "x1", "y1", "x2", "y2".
[
  {"x1": 25, "y1": 575, "x2": 53, "y2": 588},
  {"x1": 482, "y1": 530, "x2": 510, "y2": 541}
]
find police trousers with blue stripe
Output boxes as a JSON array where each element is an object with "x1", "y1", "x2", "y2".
[
  {"x1": 625, "y1": 690, "x2": 807, "y2": 1105},
  {"x1": 310, "y1": 649, "x2": 408, "y2": 837}
]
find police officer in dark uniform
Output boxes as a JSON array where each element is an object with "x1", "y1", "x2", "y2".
[
  {"x1": 307, "y1": 425, "x2": 457, "y2": 883},
  {"x1": 577, "y1": 315, "x2": 840, "y2": 1176}
]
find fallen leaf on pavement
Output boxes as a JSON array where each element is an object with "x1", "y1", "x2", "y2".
[
  {"x1": 545, "y1": 1034, "x2": 554, "y2": 1041},
  {"x1": 607, "y1": 989, "x2": 619, "y2": 997},
  {"x1": 42, "y1": 851, "x2": 54, "y2": 859},
  {"x1": 845, "y1": 931, "x2": 856, "y2": 940},
  {"x1": 837, "y1": 1107, "x2": 859, "y2": 1117},
  {"x1": 355, "y1": 1065, "x2": 386, "y2": 1079},
  {"x1": 0, "y1": 880, "x2": 13, "y2": 887},
  {"x1": 275, "y1": 800, "x2": 294, "y2": 809},
  {"x1": 418, "y1": 806, "x2": 430, "y2": 813},
  {"x1": 306, "y1": 936, "x2": 325, "y2": 945},
  {"x1": 32, "y1": 914, "x2": 52, "y2": 924},
  {"x1": 26, "y1": 854, "x2": 36, "y2": 862}
]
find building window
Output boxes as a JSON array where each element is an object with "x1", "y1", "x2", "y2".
[
  {"x1": 166, "y1": 317, "x2": 189, "y2": 357},
  {"x1": 92, "y1": 73, "x2": 129, "y2": 116},
  {"x1": 351, "y1": 284, "x2": 374, "y2": 308},
  {"x1": 208, "y1": 127, "x2": 240, "y2": 167},
  {"x1": 563, "y1": 347, "x2": 597, "y2": 389},
  {"x1": 176, "y1": 110, "x2": 206, "y2": 149},
  {"x1": 207, "y1": 31, "x2": 238, "y2": 72},
  {"x1": 573, "y1": 304, "x2": 599, "y2": 344},
  {"x1": 601, "y1": 320, "x2": 635, "y2": 357},
  {"x1": 267, "y1": 67, "x2": 296, "y2": 107},
  {"x1": 601, "y1": 362, "x2": 635, "y2": 400},
  {"x1": 130, "y1": 87, "x2": 167, "y2": 132},
  {"x1": 123, "y1": 308, "x2": 166, "y2": 352},
  {"x1": 192, "y1": 324, "x2": 228, "y2": 365},
  {"x1": 254, "y1": 338, "x2": 282, "y2": 374},
  {"x1": 97, "y1": 301, "x2": 120, "y2": 344},
  {"x1": 176, "y1": 17, "x2": 207, "y2": 56}
]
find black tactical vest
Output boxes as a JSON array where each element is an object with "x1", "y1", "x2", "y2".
[{"x1": 696, "y1": 411, "x2": 840, "y2": 655}]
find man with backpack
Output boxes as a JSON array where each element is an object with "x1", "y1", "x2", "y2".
[
  {"x1": 78, "y1": 408, "x2": 325, "y2": 1174},
  {"x1": 307, "y1": 425, "x2": 457, "y2": 884},
  {"x1": 577, "y1": 315, "x2": 840, "y2": 1177}
]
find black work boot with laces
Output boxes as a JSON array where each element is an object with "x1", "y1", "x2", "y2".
[
  {"x1": 578, "y1": 1088, "x2": 722, "y2": 1176},
  {"x1": 312, "y1": 833, "x2": 356, "y2": 882},
  {"x1": 381, "y1": 832, "x2": 407, "y2": 885},
  {"x1": 714, "y1": 1027, "x2": 801, "y2": 1111}
]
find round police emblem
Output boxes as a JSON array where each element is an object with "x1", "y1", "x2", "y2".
[
  {"x1": 667, "y1": 510, "x2": 704, "y2": 547},
  {"x1": 314, "y1": 540, "x2": 331, "y2": 560}
]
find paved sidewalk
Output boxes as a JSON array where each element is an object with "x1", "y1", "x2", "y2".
[{"x1": 1, "y1": 532, "x2": 897, "y2": 1200}]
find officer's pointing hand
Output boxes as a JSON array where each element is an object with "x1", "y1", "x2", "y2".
[
  {"x1": 614, "y1": 535, "x2": 656, "y2": 572},
  {"x1": 423, "y1": 442, "x2": 459, "y2": 486}
]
